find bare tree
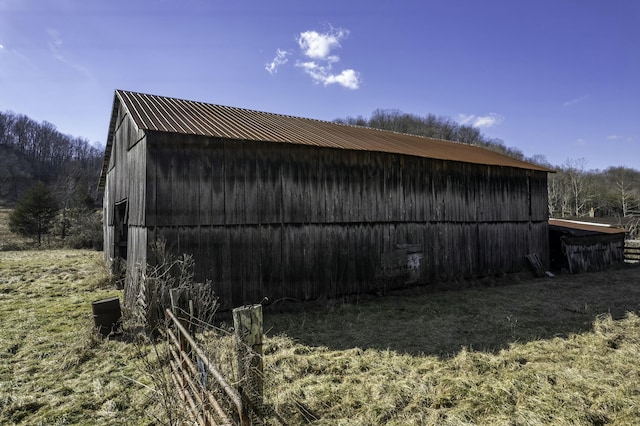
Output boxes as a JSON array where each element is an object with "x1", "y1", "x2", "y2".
[
  {"x1": 605, "y1": 166, "x2": 640, "y2": 217},
  {"x1": 563, "y1": 158, "x2": 593, "y2": 217}
]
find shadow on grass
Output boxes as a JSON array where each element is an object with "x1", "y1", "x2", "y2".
[{"x1": 264, "y1": 265, "x2": 640, "y2": 358}]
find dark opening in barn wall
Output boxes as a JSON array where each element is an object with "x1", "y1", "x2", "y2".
[
  {"x1": 114, "y1": 199, "x2": 128, "y2": 261},
  {"x1": 99, "y1": 90, "x2": 553, "y2": 309}
]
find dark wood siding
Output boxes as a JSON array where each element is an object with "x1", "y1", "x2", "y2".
[{"x1": 135, "y1": 134, "x2": 549, "y2": 308}]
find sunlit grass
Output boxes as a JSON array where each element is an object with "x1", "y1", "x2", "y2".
[
  {"x1": 262, "y1": 266, "x2": 640, "y2": 425},
  {"x1": 2, "y1": 247, "x2": 640, "y2": 425},
  {"x1": 0, "y1": 250, "x2": 154, "y2": 425}
]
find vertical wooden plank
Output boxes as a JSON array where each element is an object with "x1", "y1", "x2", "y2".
[
  {"x1": 209, "y1": 141, "x2": 225, "y2": 225},
  {"x1": 169, "y1": 135, "x2": 187, "y2": 226},
  {"x1": 154, "y1": 138, "x2": 172, "y2": 227},
  {"x1": 283, "y1": 225, "x2": 304, "y2": 300},
  {"x1": 361, "y1": 152, "x2": 373, "y2": 223},
  {"x1": 186, "y1": 138, "x2": 201, "y2": 227},
  {"x1": 280, "y1": 147, "x2": 294, "y2": 224},
  {"x1": 258, "y1": 224, "x2": 282, "y2": 303},
  {"x1": 391, "y1": 154, "x2": 401, "y2": 221},
  {"x1": 316, "y1": 149, "x2": 329, "y2": 223},
  {"x1": 224, "y1": 141, "x2": 245, "y2": 225},
  {"x1": 372, "y1": 152, "x2": 386, "y2": 222},
  {"x1": 348, "y1": 151, "x2": 362, "y2": 222},
  {"x1": 324, "y1": 225, "x2": 339, "y2": 298},
  {"x1": 145, "y1": 136, "x2": 157, "y2": 227},
  {"x1": 256, "y1": 144, "x2": 282, "y2": 225},
  {"x1": 325, "y1": 150, "x2": 340, "y2": 223},
  {"x1": 242, "y1": 226, "x2": 259, "y2": 304},
  {"x1": 300, "y1": 225, "x2": 313, "y2": 300},
  {"x1": 244, "y1": 142, "x2": 258, "y2": 225},
  {"x1": 198, "y1": 139, "x2": 214, "y2": 226},
  {"x1": 307, "y1": 149, "x2": 321, "y2": 224}
]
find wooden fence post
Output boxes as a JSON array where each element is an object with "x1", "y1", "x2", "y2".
[{"x1": 233, "y1": 304, "x2": 263, "y2": 425}]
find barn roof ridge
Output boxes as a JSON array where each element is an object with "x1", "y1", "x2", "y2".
[
  {"x1": 114, "y1": 89, "x2": 504, "y2": 148},
  {"x1": 99, "y1": 89, "x2": 552, "y2": 189}
]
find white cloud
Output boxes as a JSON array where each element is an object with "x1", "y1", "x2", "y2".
[
  {"x1": 297, "y1": 62, "x2": 360, "y2": 89},
  {"x1": 563, "y1": 94, "x2": 590, "y2": 107},
  {"x1": 575, "y1": 138, "x2": 587, "y2": 146},
  {"x1": 266, "y1": 25, "x2": 361, "y2": 90},
  {"x1": 322, "y1": 69, "x2": 360, "y2": 89},
  {"x1": 0, "y1": 44, "x2": 4, "y2": 49},
  {"x1": 607, "y1": 134, "x2": 621, "y2": 140},
  {"x1": 458, "y1": 113, "x2": 504, "y2": 128},
  {"x1": 265, "y1": 49, "x2": 290, "y2": 74},
  {"x1": 297, "y1": 28, "x2": 348, "y2": 60}
]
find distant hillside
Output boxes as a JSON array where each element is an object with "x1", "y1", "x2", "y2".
[
  {"x1": 0, "y1": 110, "x2": 103, "y2": 206},
  {"x1": 0, "y1": 144, "x2": 40, "y2": 204}
]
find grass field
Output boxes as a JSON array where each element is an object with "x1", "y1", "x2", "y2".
[
  {"x1": 1, "y1": 246, "x2": 640, "y2": 425},
  {"x1": 0, "y1": 208, "x2": 30, "y2": 250}
]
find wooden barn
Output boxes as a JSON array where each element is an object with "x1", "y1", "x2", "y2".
[
  {"x1": 549, "y1": 218, "x2": 626, "y2": 273},
  {"x1": 99, "y1": 90, "x2": 551, "y2": 309}
]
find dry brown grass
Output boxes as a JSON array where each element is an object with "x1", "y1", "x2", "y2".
[
  {"x1": 2, "y1": 246, "x2": 640, "y2": 425},
  {"x1": 262, "y1": 265, "x2": 640, "y2": 425}
]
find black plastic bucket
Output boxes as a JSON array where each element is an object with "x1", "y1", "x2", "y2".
[{"x1": 92, "y1": 297, "x2": 121, "y2": 337}]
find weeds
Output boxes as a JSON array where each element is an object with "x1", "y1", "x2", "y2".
[{"x1": 128, "y1": 238, "x2": 219, "y2": 332}]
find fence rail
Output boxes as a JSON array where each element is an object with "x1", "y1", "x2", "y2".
[
  {"x1": 165, "y1": 308, "x2": 251, "y2": 426},
  {"x1": 624, "y1": 240, "x2": 640, "y2": 264}
]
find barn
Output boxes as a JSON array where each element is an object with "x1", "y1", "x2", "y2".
[{"x1": 99, "y1": 90, "x2": 551, "y2": 309}]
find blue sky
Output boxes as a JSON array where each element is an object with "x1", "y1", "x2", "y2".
[{"x1": 0, "y1": 0, "x2": 638, "y2": 171}]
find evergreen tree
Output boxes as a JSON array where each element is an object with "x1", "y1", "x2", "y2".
[{"x1": 9, "y1": 181, "x2": 59, "y2": 245}]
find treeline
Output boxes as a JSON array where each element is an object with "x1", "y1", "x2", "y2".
[
  {"x1": 0, "y1": 110, "x2": 103, "y2": 204},
  {"x1": 336, "y1": 109, "x2": 640, "y2": 228},
  {"x1": 549, "y1": 159, "x2": 640, "y2": 218},
  {"x1": 335, "y1": 109, "x2": 534, "y2": 163},
  {"x1": 0, "y1": 110, "x2": 104, "y2": 249}
]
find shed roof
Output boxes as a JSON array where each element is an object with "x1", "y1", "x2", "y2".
[
  {"x1": 549, "y1": 218, "x2": 627, "y2": 236},
  {"x1": 99, "y1": 90, "x2": 551, "y2": 188}
]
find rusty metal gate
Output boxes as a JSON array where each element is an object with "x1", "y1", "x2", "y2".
[{"x1": 165, "y1": 308, "x2": 250, "y2": 426}]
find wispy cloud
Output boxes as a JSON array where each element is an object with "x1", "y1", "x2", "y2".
[
  {"x1": 458, "y1": 113, "x2": 504, "y2": 128},
  {"x1": 607, "y1": 134, "x2": 635, "y2": 143},
  {"x1": 575, "y1": 138, "x2": 587, "y2": 147},
  {"x1": 563, "y1": 94, "x2": 590, "y2": 107},
  {"x1": 265, "y1": 49, "x2": 290, "y2": 74},
  {"x1": 47, "y1": 29, "x2": 91, "y2": 78},
  {"x1": 266, "y1": 25, "x2": 361, "y2": 90}
]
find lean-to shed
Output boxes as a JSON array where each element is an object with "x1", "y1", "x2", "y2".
[
  {"x1": 99, "y1": 90, "x2": 552, "y2": 309},
  {"x1": 549, "y1": 218, "x2": 626, "y2": 273}
]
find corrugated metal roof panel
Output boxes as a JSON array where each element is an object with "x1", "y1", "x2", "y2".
[
  {"x1": 549, "y1": 218, "x2": 627, "y2": 235},
  {"x1": 113, "y1": 89, "x2": 552, "y2": 172}
]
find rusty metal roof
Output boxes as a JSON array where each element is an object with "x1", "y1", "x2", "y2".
[
  {"x1": 99, "y1": 90, "x2": 551, "y2": 188},
  {"x1": 549, "y1": 218, "x2": 627, "y2": 235}
]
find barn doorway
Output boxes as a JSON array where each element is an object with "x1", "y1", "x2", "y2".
[{"x1": 114, "y1": 199, "x2": 129, "y2": 261}]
